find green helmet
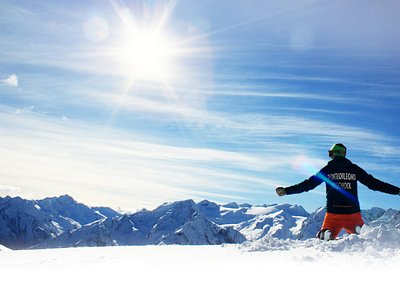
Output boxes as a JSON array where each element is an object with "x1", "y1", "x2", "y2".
[{"x1": 328, "y1": 143, "x2": 346, "y2": 159}]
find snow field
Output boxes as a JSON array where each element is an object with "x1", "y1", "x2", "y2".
[{"x1": 0, "y1": 244, "x2": 398, "y2": 283}]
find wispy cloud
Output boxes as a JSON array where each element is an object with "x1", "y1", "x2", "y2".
[
  {"x1": 84, "y1": 89, "x2": 399, "y2": 156},
  {"x1": 15, "y1": 105, "x2": 34, "y2": 114},
  {"x1": 2, "y1": 89, "x2": 396, "y2": 210},
  {"x1": 1, "y1": 74, "x2": 18, "y2": 87},
  {"x1": 0, "y1": 184, "x2": 21, "y2": 196}
]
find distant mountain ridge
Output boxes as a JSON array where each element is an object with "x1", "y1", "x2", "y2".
[
  {"x1": 0, "y1": 195, "x2": 119, "y2": 249},
  {"x1": 0, "y1": 195, "x2": 397, "y2": 250}
]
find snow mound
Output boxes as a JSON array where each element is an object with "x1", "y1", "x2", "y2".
[
  {"x1": 242, "y1": 209, "x2": 400, "y2": 258},
  {"x1": 0, "y1": 244, "x2": 10, "y2": 251}
]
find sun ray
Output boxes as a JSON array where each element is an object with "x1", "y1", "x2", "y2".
[{"x1": 154, "y1": 0, "x2": 178, "y2": 33}]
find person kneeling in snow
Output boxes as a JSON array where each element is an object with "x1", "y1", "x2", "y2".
[{"x1": 276, "y1": 143, "x2": 400, "y2": 240}]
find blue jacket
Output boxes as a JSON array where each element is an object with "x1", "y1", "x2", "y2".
[{"x1": 284, "y1": 157, "x2": 400, "y2": 214}]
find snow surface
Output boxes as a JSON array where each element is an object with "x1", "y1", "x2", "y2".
[
  {"x1": 0, "y1": 244, "x2": 9, "y2": 251},
  {"x1": 0, "y1": 242, "x2": 398, "y2": 283}
]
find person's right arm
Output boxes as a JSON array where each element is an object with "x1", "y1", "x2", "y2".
[{"x1": 354, "y1": 164, "x2": 400, "y2": 195}]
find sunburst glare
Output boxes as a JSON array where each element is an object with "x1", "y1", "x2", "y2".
[{"x1": 116, "y1": 26, "x2": 176, "y2": 82}]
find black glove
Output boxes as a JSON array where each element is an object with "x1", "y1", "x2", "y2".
[{"x1": 276, "y1": 187, "x2": 286, "y2": 197}]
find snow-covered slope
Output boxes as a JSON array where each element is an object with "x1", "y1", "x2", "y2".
[
  {"x1": 222, "y1": 203, "x2": 309, "y2": 240},
  {"x1": 0, "y1": 196, "x2": 65, "y2": 249},
  {"x1": 41, "y1": 199, "x2": 246, "y2": 248},
  {"x1": 37, "y1": 195, "x2": 113, "y2": 226},
  {"x1": 198, "y1": 201, "x2": 310, "y2": 240},
  {"x1": 0, "y1": 244, "x2": 9, "y2": 251},
  {"x1": 143, "y1": 200, "x2": 245, "y2": 245},
  {"x1": 0, "y1": 195, "x2": 120, "y2": 249},
  {"x1": 243, "y1": 208, "x2": 400, "y2": 256}
]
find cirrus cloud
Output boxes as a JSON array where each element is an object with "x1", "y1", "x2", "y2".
[{"x1": 1, "y1": 74, "x2": 18, "y2": 87}]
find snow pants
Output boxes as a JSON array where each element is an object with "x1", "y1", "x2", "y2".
[{"x1": 320, "y1": 212, "x2": 364, "y2": 239}]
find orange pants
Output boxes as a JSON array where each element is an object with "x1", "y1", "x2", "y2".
[{"x1": 321, "y1": 212, "x2": 364, "y2": 239}]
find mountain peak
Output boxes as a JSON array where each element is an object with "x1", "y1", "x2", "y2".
[
  {"x1": 59, "y1": 194, "x2": 74, "y2": 201},
  {"x1": 223, "y1": 202, "x2": 239, "y2": 209},
  {"x1": 54, "y1": 194, "x2": 76, "y2": 203},
  {"x1": 156, "y1": 199, "x2": 197, "y2": 213}
]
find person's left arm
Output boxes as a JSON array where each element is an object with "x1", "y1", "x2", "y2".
[{"x1": 355, "y1": 164, "x2": 400, "y2": 195}]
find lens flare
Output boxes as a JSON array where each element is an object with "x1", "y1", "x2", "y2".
[{"x1": 292, "y1": 155, "x2": 358, "y2": 204}]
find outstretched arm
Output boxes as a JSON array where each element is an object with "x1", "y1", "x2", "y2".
[
  {"x1": 276, "y1": 172, "x2": 324, "y2": 197},
  {"x1": 355, "y1": 165, "x2": 400, "y2": 195}
]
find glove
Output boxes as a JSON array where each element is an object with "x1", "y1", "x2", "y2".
[{"x1": 276, "y1": 187, "x2": 286, "y2": 197}]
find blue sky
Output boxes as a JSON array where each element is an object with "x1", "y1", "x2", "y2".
[{"x1": 0, "y1": 0, "x2": 399, "y2": 211}]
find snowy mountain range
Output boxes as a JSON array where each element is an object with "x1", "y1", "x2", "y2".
[{"x1": 0, "y1": 195, "x2": 398, "y2": 250}]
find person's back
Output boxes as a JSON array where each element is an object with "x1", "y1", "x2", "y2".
[{"x1": 322, "y1": 156, "x2": 361, "y2": 214}]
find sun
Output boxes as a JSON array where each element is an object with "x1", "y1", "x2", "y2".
[{"x1": 116, "y1": 26, "x2": 176, "y2": 83}]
